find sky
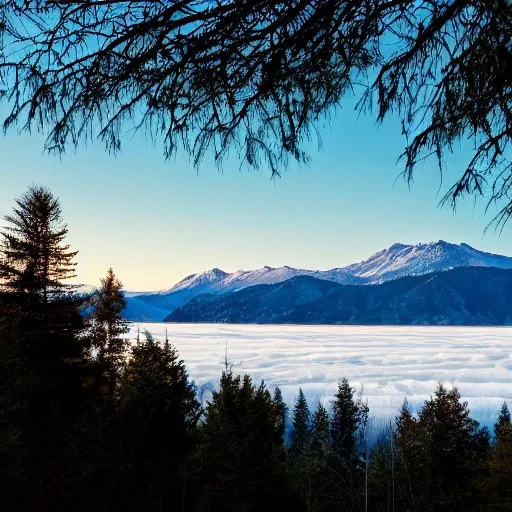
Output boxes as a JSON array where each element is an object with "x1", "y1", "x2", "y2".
[{"x1": 1, "y1": 99, "x2": 511, "y2": 291}]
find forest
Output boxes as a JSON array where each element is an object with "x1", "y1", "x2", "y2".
[{"x1": 1, "y1": 185, "x2": 511, "y2": 511}]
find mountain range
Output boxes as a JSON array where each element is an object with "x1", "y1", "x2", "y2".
[
  {"x1": 167, "y1": 267, "x2": 512, "y2": 325},
  {"x1": 120, "y1": 241, "x2": 512, "y2": 323}
]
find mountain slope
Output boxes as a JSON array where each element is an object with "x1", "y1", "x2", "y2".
[
  {"x1": 341, "y1": 240, "x2": 512, "y2": 282},
  {"x1": 125, "y1": 241, "x2": 512, "y2": 321},
  {"x1": 166, "y1": 267, "x2": 512, "y2": 326}
]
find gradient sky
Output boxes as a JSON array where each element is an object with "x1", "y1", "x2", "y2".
[{"x1": 1, "y1": 99, "x2": 511, "y2": 291}]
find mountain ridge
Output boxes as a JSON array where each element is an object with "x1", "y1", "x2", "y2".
[
  {"x1": 166, "y1": 267, "x2": 512, "y2": 325},
  {"x1": 123, "y1": 241, "x2": 512, "y2": 321}
]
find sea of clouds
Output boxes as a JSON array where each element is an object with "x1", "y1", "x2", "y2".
[{"x1": 129, "y1": 323, "x2": 512, "y2": 432}]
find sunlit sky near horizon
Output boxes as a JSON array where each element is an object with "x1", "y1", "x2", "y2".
[{"x1": 1, "y1": 98, "x2": 511, "y2": 291}]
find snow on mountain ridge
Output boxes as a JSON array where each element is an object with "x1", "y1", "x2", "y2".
[
  {"x1": 136, "y1": 241, "x2": 512, "y2": 295},
  {"x1": 124, "y1": 241, "x2": 512, "y2": 321},
  {"x1": 337, "y1": 240, "x2": 512, "y2": 283}
]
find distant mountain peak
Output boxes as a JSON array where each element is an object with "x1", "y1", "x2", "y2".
[
  {"x1": 207, "y1": 267, "x2": 227, "y2": 276},
  {"x1": 388, "y1": 242, "x2": 408, "y2": 251},
  {"x1": 123, "y1": 241, "x2": 512, "y2": 322}
]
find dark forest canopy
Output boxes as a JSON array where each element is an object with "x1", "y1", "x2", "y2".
[{"x1": 0, "y1": 1, "x2": 511, "y2": 226}]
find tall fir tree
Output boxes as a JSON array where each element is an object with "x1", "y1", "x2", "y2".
[
  {"x1": 414, "y1": 384, "x2": 490, "y2": 511},
  {"x1": 479, "y1": 402, "x2": 512, "y2": 510},
  {"x1": 330, "y1": 378, "x2": 361, "y2": 466},
  {"x1": 328, "y1": 378, "x2": 367, "y2": 511},
  {"x1": 392, "y1": 399, "x2": 423, "y2": 511},
  {"x1": 368, "y1": 428, "x2": 395, "y2": 512},
  {"x1": 310, "y1": 402, "x2": 330, "y2": 458},
  {"x1": 273, "y1": 386, "x2": 288, "y2": 441},
  {"x1": 193, "y1": 371, "x2": 299, "y2": 512},
  {"x1": 0, "y1": 185, "x2": 91, "y2": 509},
  {"x1": 89, "y1": 267, "x2": 129, "y2": 403},
  {"x1": 289, "y1": 389, "x2": 310, "y2": 458},
  {"x1": 494, "y1": 402, "x2": 511, "y2": 439},
  {"x1": 106, "y1": 330, "x2": 201, "y2": 510},
  {"x1": 0, "y1": 185, "x2": 78, "y2": 319},
  {"x1": 303, "y1": 402, "x2": 333, "y2": 512}
]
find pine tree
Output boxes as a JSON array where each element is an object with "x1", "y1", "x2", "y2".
[
  {"x1": 288, "y1": 399, "x2": 331, "y2": 512},
  {"x1": 0, "y1": 185, "x2": 91, "y2": 508},
  {"x1": 89, "y1": 267, "x2": 129, "y2": 403},
  {"x1": 368, "y1": 429, "x2": 394, "y2": 512},
  {"x1": 494, "y1": 402, "x2": 511, "y2": 439},
  {"x1": 396, "y1": 398, "x2": 414, "y2": 437},
  {"x1": 328, "y1": 378, "x2": 368, "y2": 511},
  {"x1": 479, "y1": 402, "x2": 512, "y2": 510},
  {"x1": 289, "y1": 389, "x2": 310, "y2": 458},
  {"x1": 273, "y1": 386, "x2": 288, "y2": 441},
  {"x1": 310, "y1": 402, "x2": 330, "y2": 457},
  {"x1": 330, "y1": 378, "x2": 361, "y2": 466},
  {"x1": 0, "y1": 185, "x2": 78, "y2": 319},
  {"x1": 110, "y1": 330, "x2": 201, "y2": 510},
  {"x1": 193, "y1": 371, "x2": 298, "y2": 511},
  {"x1": 415, "y1": 383, "x2": 490, "y2": 510},
  {"x1": 393, "y1": 399, "x2": 422, "y2": 510}
]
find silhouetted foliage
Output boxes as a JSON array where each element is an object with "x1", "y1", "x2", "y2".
[
  {"x1": 330, "y1": 377, "x2": 364, "y2": 466},
  {"x1": 326, "y1": 378, "x2": 369, "y2": 510},
  {"x1": 193, "y1": 371, "x2": 298, "y2": 512},
  {"x1": 106, "y1": 330, "x2": 201, "y2": 510},
  {"x1": 310, "y1": 402, "x2": 330, "y2": 458},
  {"x1": 494, "y1": 401, "x2": 511, "y2": 439},
  {"x1": 289, "y1": 388, "x2": 311, "y2": 458},
  {"x1": 2, "y1": 2, "x2": 512, "y2": 224},
  {"x1": 273, "y1": 386, "x2": 288, "y2": 441},
  {"x1": 0, "y1": 186, "x2": 91, "y2": 509},
  {"x1": 394, "y1": 384, "x2": 490, "y2": 511},
  {"x1": 368, "y1": 429, "x2": 394, "y2": 512},
  {"x1": 0, "y1": 185, "x2": 78, "y2": 318},
  {"x1": 479, "y1": 403, "x2": 512, "y2": 511},
  {"x1": 292, "y1": 400, "x2": 333, "y2": 512},
  {"x1": 88, "y1": 267, "x2": 129, "y2": 404}
]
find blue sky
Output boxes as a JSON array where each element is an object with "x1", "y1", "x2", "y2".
[{"x1": 1, "y1": 100, "x2": 510, "y2": 291}]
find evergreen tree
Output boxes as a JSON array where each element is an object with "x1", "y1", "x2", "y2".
[
  {"x1": 288, "y1": 399, "x2": 333, "y2": 512},
  {"x1": 368, "y1": 429, "x2": 394, "y2": 512},
  {"x1": 273, "y1": 386, "x2": 287, "y2": 441},
  {"x1": 479, "y1": 403, "x2": 512, "y2": 510},
  {"x1": 289, "y1": 389, "x2": 310, "y2": 458},
  {"x1": 330, "y1": 378, "x2": 361, "y2": 466},
  {"x1": 0, "y1": 186, "x2": 91, "y2": 509},
  {"x1": 392, "y1": 399, "x2": 423, "y2": 511},
  {"x1": 328, "y1": 378, "x2": 367, "y2": 511},
  {"x1": 304, "y1": 402, "x2": 333, "y2": 512},
  {"x1": 108, "y1": 330, "x2": 201, "y2": 510},
  {"x1": 494, "y1": 402, "x2": 511, "y2": 439},
  {"x1": 310, "y1": 402, "x2": 330, "y2": 457},
  {"x1": 89, "y1": 267, "x2": 129, "y2": 403},
  {"x1": 396, "y1": 398, "x2": 414, "y2": 436},
  {"x1": 414, "y1": 384, "x2": 490, "y2": 511},
  {"x1": 193, "y1": 371, "x2": 299, "y2": 511},
  {"x1": 0, "y1": 185, "x2": 78, "y2": 319}
]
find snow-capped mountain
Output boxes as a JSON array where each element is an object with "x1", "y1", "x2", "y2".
[
  {"x1": 124, "y1": 241, "x2": 512, "y2": 321},
  {"x1": 150, "y1": 268, "x2": 229, "y2": 295},
  {"x1": 167, "y1": 267, "x2": 512, "y2": 326},
  {"x1": 335, "y1": 240, "x2": 512, "y2": 283}
]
